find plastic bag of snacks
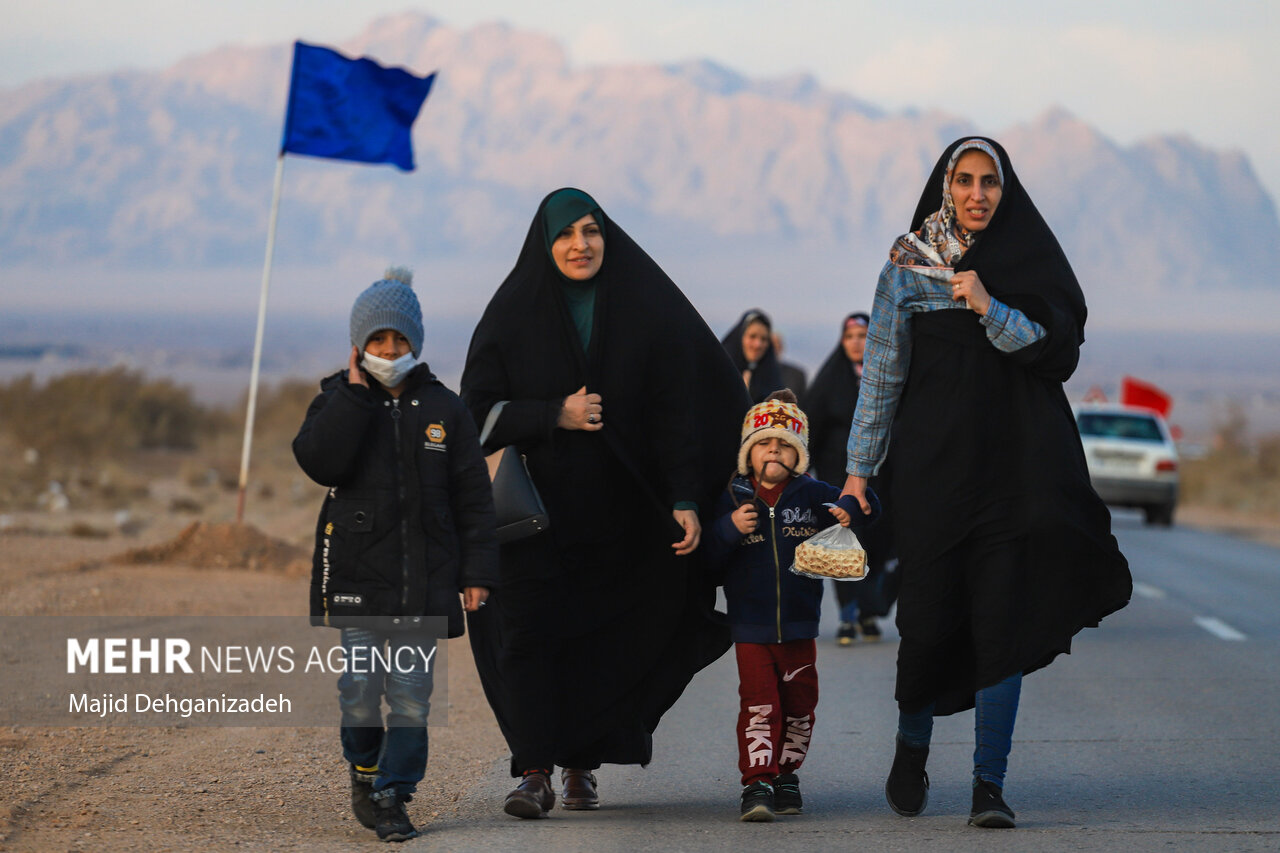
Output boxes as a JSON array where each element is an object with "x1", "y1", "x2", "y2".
[{"x1": 790, "y1": 523, "x2": 868, "y2": 581}]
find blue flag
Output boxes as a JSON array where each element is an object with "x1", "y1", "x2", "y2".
[{"x1": 281, "y1": 41, "x2": 435, "y2": 171}]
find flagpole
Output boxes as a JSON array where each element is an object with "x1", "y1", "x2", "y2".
[{"x1": 236, "y1": 153, "x2": 286, "y2": 524}]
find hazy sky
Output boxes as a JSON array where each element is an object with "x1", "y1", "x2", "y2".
[{"x1": 4, "y1": 1, "x2": 1278, "y2": 202}]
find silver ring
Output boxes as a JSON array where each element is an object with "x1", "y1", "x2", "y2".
[{"x1": 588, "y1": 414, "x2": 597, "y2": 423}]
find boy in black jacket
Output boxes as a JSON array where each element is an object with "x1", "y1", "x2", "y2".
[
  {"x1": 704, "y1": 389, "x2": 871, "y2": 822},
  {"x1": 293, "y1": 269, "x2": 498, "y2": 842}
]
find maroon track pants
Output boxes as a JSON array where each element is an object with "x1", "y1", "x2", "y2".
[{"x1": 734, "y1": 639, "x2": 818, "y2": 785}]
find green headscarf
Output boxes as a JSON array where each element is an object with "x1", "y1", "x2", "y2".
[{"x1": 542, "y1": 188, "x2": 605, "y2": 261}]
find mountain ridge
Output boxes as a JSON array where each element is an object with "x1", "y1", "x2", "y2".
[{"x1": 0, "y1": 11, "x2": 1275, "y2": 327}]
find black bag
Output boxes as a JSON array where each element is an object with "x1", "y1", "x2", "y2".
[
  {"x1": 480, "y1": 402, "x2": 550, "y2": 544},
  {"x1": 485, "y1": 447, "x2": 550, "y2": 543}
]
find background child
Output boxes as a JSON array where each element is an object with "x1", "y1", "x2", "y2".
[
  {"x1": 704, "y1": 389, "x2": 876, "y2": 822},
  {"x1": 293, "y1": 268, "x2": 498, "y2": 842}
]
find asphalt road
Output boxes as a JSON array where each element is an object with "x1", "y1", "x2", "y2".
[{"x1": 422, "y1": 511, "x2": 1280, "y2": 852}]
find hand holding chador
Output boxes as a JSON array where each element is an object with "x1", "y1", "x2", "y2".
[{"x1": 558, "y1": 384, "x2": 603, "y2": 431}]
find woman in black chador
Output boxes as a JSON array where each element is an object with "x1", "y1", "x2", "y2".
[
  {"x1": 462, "y1": 188, "x2": 748, "y2": 819},
  {"x1": 722, "y1": 309, "x2": 785, "y2": 403},
  {"x1": 803, "y1": 312, "x2": 896, "y2": 644},
  {"x1": 841, "y1": 138, "x2": 1131, "y2": 828}
]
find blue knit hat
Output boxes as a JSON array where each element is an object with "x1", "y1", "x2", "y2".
[{"x1": 349, "y1": 267, "x2": 424, "y2": 358}]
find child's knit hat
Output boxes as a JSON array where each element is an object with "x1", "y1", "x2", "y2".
[
  {"x1": 738, "y1": 389, "x2": 809, "y2": 476},
  {"x1": 349, "y1": 267, "x2": 424, "y2": 358}
]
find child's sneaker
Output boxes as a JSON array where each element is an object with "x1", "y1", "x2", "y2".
[
  {"x1": 350, "y1": 765, "x2": 378, "y2": 830},
  {"x1": 740, "y1": 780, "x2": 775, "y2": 822},
  {"x1": 373, "y1": 792, "x2": 419, "y2": 842},
  {"x1": 836, "y1": 621, "x2": 857, "y2": 646},
  {"x1": 859, "y1": 616, "x2": 883, "y2": 641},
  {"x1": 773, "y1": 772, "x2": 803, "y2": 814}
]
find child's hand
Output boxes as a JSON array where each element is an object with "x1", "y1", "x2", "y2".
[
  {"x1": 829, "y1": 504, "x2": 852, "y2": 528},
  {"x1": 732, "y1": 503, "x2": 758, "y2": 535},
  {"x1": 348, "y1": 346, "x2": 368, "y2": 388}
]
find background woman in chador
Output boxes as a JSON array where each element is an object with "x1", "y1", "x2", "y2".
[
  {"x1": 803, "y1": 312, "x2": 897, "y2": 646},
  {"x1": 841, "y1": 138, "x2": 1132, "y2": 829},
  {"x1": 722, "y1": 309, "x2": 785, "y2": 404},
  {"x1": 461, "y1": 188, "x2": 748, "y2": 819}
]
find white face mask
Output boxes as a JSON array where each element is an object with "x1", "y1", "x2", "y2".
[{"x1": 362, "y1": 351, "x2": 417, "y2": 388}]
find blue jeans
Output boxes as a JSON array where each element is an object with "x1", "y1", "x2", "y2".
[
  {"x1": 897, "y1": 673, "x2": 1022, "y2": 787},
  {"x1": 338, "y1": 627, "x2": 437, "y2": 798}
]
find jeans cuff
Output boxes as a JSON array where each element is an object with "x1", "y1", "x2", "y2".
[{"x1": 370, "y1": 784, "x2": 414, "y2": 802}]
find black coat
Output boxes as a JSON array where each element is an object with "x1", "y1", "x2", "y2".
[{"x1": 293, "y1": 365, "x2": 499, "y2": 638}]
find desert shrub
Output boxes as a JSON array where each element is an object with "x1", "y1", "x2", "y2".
[
  {"x1": 234, "y1": 378, "x2": 319, "y2": 443},
  {"x1": 1257, "y1": 435, "x2": 1280, "y2": 479},
  {"x1": 1181, "y1": 410, "x2": 1280, "y2": 514},
  {"x1": 0, "y1": 368, "x2": 211, "y2": 462},
  {"x1": 205, "y1": 378, "x2": 319, "y2": 480}
]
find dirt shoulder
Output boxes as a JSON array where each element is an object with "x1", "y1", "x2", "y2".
[
  {"x1": 0, "y1": 529, "x2": 507, "y2": 851},
  {"x1": 1176, "y1": 504, "x2": 1280, "y2": 549}
]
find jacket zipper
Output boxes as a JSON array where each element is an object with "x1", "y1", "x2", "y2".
[
  {"x1": 768, "y1": 504, "x2": 781, "y2": 642},
  {"x1": 391, "y1": 398, "x2": 410, "y2": 615}
]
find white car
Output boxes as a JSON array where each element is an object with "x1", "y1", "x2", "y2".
[{"x1": 1074, "y1": 403, "x2": 1179, "y2": 526}]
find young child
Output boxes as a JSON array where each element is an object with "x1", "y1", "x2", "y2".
[
  {"x1": 293, "y1": 268, "x2": 498, "y2": 842},
  {"x1": 704, "y1": 389, "x2": 876, "y2": 822}
]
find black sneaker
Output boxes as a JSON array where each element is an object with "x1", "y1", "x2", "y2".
[
  {"x1": 885, "y1": 735, "x2": 929, "y2": 817},
  {"x1": 740, "y1": 780, "x2": 775, "y2": 822},
  {"x1": 836, "y1": 621, "x2": 857, "y2": 647},
  {"x1": 350, "y1": 765, "x2": 378, "y2": 830},
  {"x1": 773, "y1": 772, "x2": 803, "y2": 815},
  {"x1": 969, "y1": 779, "x2": 1016, "y2": 828},
  {"x1": 859, "y1": 616, "x2": 883, "y2": 641},
  {"x1": 373, "y1": 793, "x2": 419, "y2": 842}
]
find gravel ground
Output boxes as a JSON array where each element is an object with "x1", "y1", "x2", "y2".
[{"x1": 0, "y1": 529, "x2": 507, "y2": 851}]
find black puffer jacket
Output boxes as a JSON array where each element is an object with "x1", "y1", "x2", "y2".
[{"x1": 293, "y1": 364, "x2": 499, "y2": 637}]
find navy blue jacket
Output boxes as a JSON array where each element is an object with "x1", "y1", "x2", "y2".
[{"x1": 704, "y1": 474, "x2": 844, "y2": 644}]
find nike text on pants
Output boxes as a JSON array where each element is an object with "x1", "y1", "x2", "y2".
[{"x1": 735, "y1": 639, "x2": 818, "y2": 785}]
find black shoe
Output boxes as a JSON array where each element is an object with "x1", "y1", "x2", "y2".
[
  {"x1": 859, "y1": 616, "x2": 883, "y2": 641},
  {"x1": 740, "y1": 780, "x2": 775, "y2": 822},
  {"x1": 350, "y1": 765, "x2": 379, "y2": 830},
  {"x1": 885, "y1": 735, "x2": 929, "y2": 817},
  {"x1": 373, "y1": 793, "x2": 418, "y2": 842},
  {"x1": 773, "y1": 772, "x2": 803, "y2": 815},
  {"x1": 504, "y1": 770, "x2": 555, "y2": 819},
  {"x1": 969, "y1": 779, "x2": 1016, "y2": 828},
  {"x1": 560, "y1": 768, "x2": 600, "y2": 810},
  {"x1": 836, "y1": 621, "x2": 857, "y2": 647}
]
